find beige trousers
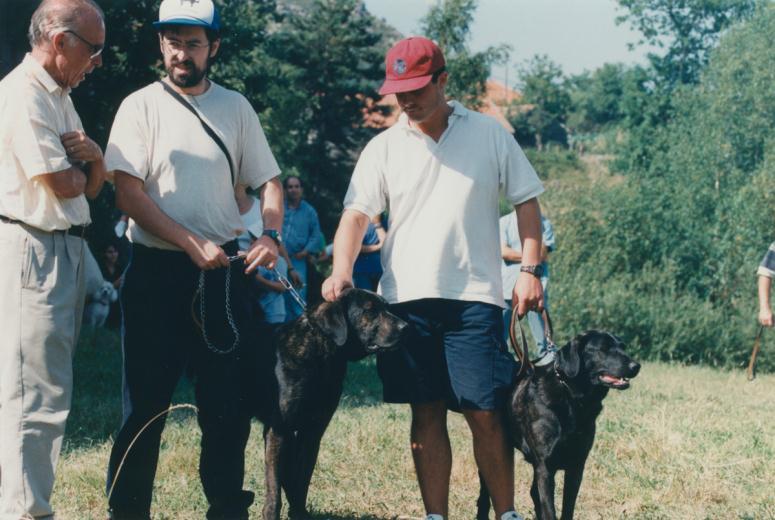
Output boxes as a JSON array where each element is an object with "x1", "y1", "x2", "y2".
[{"x1": 0, "y1": 221, "x2": 85, "y2": 520}]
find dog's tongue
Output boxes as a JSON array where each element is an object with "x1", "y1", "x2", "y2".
[{"x1": 600, "y1": 374, "x2": 626, "y2": 386}]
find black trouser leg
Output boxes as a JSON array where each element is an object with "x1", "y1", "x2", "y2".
[{"x1": 106, "y1": 246, "x2": 191, "y2": 517}]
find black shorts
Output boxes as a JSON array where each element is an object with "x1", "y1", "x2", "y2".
[{"x1": 377, "y1": 298, "x2": 516, "y2": 411}]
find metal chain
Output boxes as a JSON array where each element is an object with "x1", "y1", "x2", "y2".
[
  {"x1": 197, "y1": 256, "x2": 242, "y2": 355},
  {"x1": 274, "y1": 267, "x2": 307, "y2": 311}
]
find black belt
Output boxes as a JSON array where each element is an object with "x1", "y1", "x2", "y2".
[{"x1": 0, "y1": 215, "x2": 88, "y2": 238}]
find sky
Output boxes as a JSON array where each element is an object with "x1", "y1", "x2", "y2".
[{"x1": 362, "y1": 0, "x2": 656, "y2": 85}]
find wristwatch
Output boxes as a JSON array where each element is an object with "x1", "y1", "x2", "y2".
[
  {"x1": 520, "y1": 264, "x2": 544, "y2": 279},
  {"x1": 262, "y1": 229, "x2": 283, "y2": 246}
]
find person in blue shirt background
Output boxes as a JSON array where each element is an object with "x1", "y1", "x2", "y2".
[
  {"x1": 500, "y1": 213, "x2": 556, "y2": 364},
  {"x1": 352, "y1": 215, "x2": 386, "y2": 291},
  {"x1": 282, "y1": 175, "x2": 321, "y2": 320}
]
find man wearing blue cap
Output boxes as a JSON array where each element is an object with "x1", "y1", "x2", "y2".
[{"x1": 103, "y1": 0, "x2": 283, "y2": 518}]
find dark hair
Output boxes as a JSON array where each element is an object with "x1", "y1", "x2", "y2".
[
  {"x1": 283, "y1": 175, "x2": 303, "y2": 189},
  {"x1": 431, "y1": 66, "x2": 446, "y2": 83}
]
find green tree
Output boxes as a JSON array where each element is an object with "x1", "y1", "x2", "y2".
[
  {"x1": 616, "y1": 0, "x2": 757, "y2": 87},
  {"x1": 509, "y1": 55, "x2": 571, "y2": 150},
  {"x1": 260, "y1": 0, "x2": 389, "y2": 235},
  {"x1": 567, "y1": 63, "x2": 627, "y2": 135},
  {"x1": 420, "y1": 0, "x2": 508, "y2": 108},
  {"x1": 550, "y1": 4, "x2": 775, "y2": 368}
]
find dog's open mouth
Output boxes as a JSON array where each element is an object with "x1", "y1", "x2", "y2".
[{"x1": 599, "y1": 374, "x2": 630, "y2": 389}]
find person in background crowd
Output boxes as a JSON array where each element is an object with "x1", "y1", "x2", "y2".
[
  {"x1": 0, "y1": 0, "x2": 106, "y2": 517},
  {"x1": 353, "y1": 214, "x2": 386, "y2": 291},
  {"x1": 99, "y1": 242, "x2": 124, "y2": 328},
  {"x1": 500, "y1": 213, "x2": 556, "y2": 364},
  {"x1": 758, "y1": 241, "x2": 774, "y2": 327},
  {"x1": 282, "y1": 175, "x2": 322, "y2": 319}
]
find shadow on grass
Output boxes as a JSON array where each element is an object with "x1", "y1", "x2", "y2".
[
  {"x1": 307, "y1": 512, "x2": 394, "y2": 520},
  {"x1": 65, "y1": 328, "x2": 385, "y2": 450}
]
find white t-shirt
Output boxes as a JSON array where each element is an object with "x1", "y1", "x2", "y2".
[
  {"x1": 344, "y1": 101, "x2": 544, "y2": 307},
  {"x1": 105, "y1": 81, "x2": 280, "y2": 250},
  {"x1": 0, "y1": 54, "x2": 90, "y2": 230},
  {"x1": 236, "y1": 195, "x2": 263, "y2": 252}
]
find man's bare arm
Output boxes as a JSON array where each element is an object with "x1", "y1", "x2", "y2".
[
  {"x1": 322, "y1": 209, "x2": 370, "y2": 301},
  {"x1": 244, "y1": 177, "x2": 283, "y2": 274},
  {"x1": 759, "y1": 275, "x2": 773, "y2": 327},
  {"x1": 36, "y1": 166, "x2": 87, "y2": 199},
  {"x1": 114, "y1": 170, "x2": 228, "y2": 270},
  {"x1": 513, "y1": 197, "x2": 544, "y2": 316}
]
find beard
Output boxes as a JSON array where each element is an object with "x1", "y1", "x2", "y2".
[{"x1": 166, "y1": 58, "x2": 208, "y2": 88}]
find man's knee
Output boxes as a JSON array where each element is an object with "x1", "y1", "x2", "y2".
[{"x1": 463, "y1": 409, "x2": 507, "y2": 438}]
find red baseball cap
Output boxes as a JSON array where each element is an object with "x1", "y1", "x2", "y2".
[{"x1": 378, "y1": 37, "x2": 446, "y2": 96}]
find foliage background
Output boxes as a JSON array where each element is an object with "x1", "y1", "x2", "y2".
[{"x1": 0, "y1": 0, "x2": 773, "y2": 370}]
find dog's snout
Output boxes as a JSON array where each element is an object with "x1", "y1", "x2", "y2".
[{"x1": 628, "y1": 361, "x2": 641, "y2": 377}]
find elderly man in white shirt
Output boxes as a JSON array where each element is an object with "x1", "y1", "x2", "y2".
[
  {"x1": 323, "y1": 37, "x2": 544, "y2": 520},
  {"x1": 0, "y1": 0, "x2": 106, "y2": 518}
]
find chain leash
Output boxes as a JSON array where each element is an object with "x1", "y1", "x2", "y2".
[{"x1": 194, "y1": 254, "x2": 244, "y2": 355}]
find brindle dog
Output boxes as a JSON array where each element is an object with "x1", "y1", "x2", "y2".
[
  {"x1": 477, "y1": 330, "x2": 641, "y2": 520},
  {"x1": 247, "y1": 288, "x2": 407, "y2": 520}
]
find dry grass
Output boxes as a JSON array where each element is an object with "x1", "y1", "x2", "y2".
[{"x1": 53, "y1": 332, "x2": 774, "y2": 519}]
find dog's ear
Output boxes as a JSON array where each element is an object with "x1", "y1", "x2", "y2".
[
  {"x1": 557, "y1": 336, "x2": 582, "y2": 378},
  {"x1": 315, "y1": 300, "x2": 348, "y2": 347}
]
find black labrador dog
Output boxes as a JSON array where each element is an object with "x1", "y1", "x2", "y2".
[
  {"x1": 477, "y1": 330, "x2": 641, "y2": 520},
  {"x1": 246, "y1": 288, "x2": 407, "y2": 520}
]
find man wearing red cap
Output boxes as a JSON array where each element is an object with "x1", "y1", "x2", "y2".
[{"x1": 323, "y1": 37, "x2": 545, "y2": 520}]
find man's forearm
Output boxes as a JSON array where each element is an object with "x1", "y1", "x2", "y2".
[
  {"x1": 515, "y1": 198, "x2": 542, "y2": 265},
  {"x1": 115, "y1": 172, "x2": 200, "y2": 251},
  {"x1": 259, "y1": 177, "x2": 284, "y2": 232},
  {"x1": 84, "y1": 158, "x2": 107, "y2": 199},
  {"x1": 759, "y1": 275, "x2": 772, "y2": 312},
  {"x1": 332, "y1": 209, "x2": 370, "y2": 278},
  {"x1": 37, "y1": 166, "x2": 87, "y2": 199}
]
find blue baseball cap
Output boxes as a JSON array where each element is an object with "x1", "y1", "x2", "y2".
[{"x1": 153, "y1": 0, "x2": 221, "y2": 31}]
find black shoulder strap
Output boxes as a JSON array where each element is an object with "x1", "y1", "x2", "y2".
[{"x1": 158, "y1": 80, "x2": 235, "y2": 185}]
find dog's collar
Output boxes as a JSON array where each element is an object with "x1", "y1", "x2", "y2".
[{"x1": 553, "y1": 363, "x2": 585, "y2": 402}]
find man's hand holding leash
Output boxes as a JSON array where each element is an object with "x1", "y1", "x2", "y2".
[
  {"x1": 513, "y1": 272, "x2": 544, "y2": 318},
  {"x1": 244, "y1": 235, "x2": 278, "y2": 273},
  {"x1": 322, "y1": 209, "x2": 369, "y2": 301},
  {"x1": 184, "y1": 235, "x2": 230, "y2": 270}
]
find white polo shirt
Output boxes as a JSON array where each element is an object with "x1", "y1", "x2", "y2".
[
  {"x1": 344, "y1": 101, "x2": 544, "y2": 307},
  {"x1": 0, "y1": 54, "x2": 91, "y2": 230},
  {"x1": 105, "y1": 81, "x2": 280, "y2": 250}
]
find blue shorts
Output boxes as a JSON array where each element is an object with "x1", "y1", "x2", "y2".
[{"x1": 377, "y1": 299, "x2": 516, "y2": 411}]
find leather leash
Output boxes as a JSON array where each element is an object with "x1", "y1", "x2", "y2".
[
  {"x1": 509, "y1": 304, "x2": 532, "y2": 380},
  {"x1": 509, "y1": 304, "x2": 557, "y2": 380},
  {"x1": 746, "y1": 326, "x2": 764, "y2": 381}
]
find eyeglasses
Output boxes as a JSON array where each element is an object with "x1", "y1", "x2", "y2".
[
  {"x1": 162, "y1": 36, "x2": 210, "y2": 53},
  {"x1": 64, "y1": 29, "x2": 103, "y2": 60}
]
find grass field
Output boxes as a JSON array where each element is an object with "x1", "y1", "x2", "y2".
[{"x1": 52, "y1": 329, "x2": 775, "y2": 519}]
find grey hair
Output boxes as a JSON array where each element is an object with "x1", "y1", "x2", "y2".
[{"x1": 28, "y1": 0, "x2": 104, "y2": 48}]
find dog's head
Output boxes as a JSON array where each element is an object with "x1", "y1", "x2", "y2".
[
  {"x1": 555, "y1": 330, "x2": 640, "y2": 391},
  {"x1": 311, "y1": 288, "x2": 408, "y2": 359},
  {"x1": 93, "y1": 280, "x2": 118, "y2": 305}
]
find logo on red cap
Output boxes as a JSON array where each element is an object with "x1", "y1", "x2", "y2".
[{"x1": 379, "y1": 37, "x2": 446, "y2": 96}]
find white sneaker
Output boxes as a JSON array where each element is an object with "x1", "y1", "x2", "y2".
[{"x1": 500, "y1": 511, "x2": 525, "y2": 520}]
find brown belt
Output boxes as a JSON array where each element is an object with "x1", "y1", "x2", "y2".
[{"x1": 0, "y1": 214, "x2": 87, "y2": 238}]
